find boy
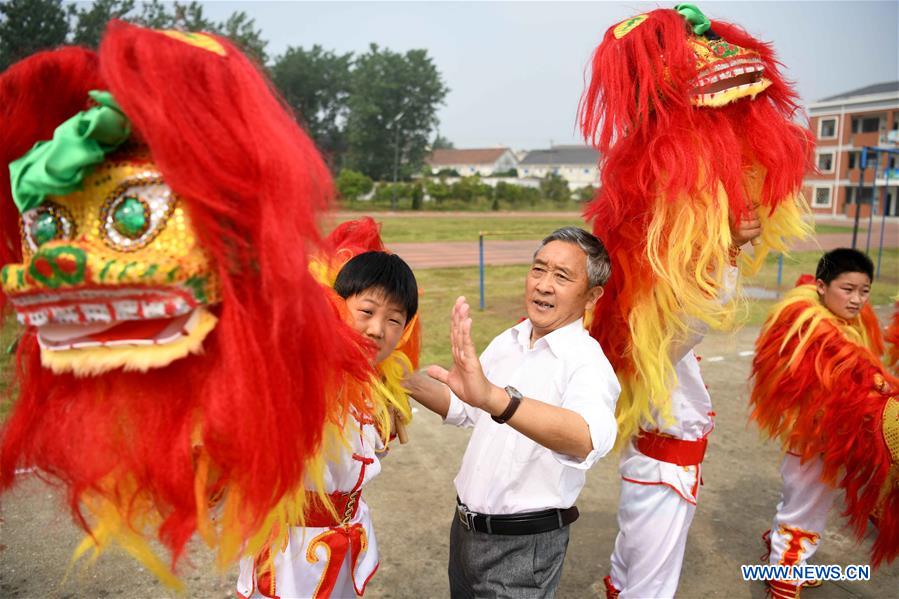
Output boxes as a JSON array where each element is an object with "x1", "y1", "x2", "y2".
[
  {"x1": 751, "y1": 248, "x2": 899, "y2": 598},
  {"x1": 237, "y1": 249, "x2": 419, "y2": 599}
]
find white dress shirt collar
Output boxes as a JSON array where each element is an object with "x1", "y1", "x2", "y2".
[{"x1": 510, "y1": 317, "x2": 586, "y2": 356}]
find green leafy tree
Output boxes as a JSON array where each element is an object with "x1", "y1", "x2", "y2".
[
  {"x1": 540, "y1": 173, "x2": 570, "y2": 204},
  {"x1": 69, "y1": 0, "x2": 134, "y2": 48},
  {"x1": 374, "y1": 182, "x2": 411, "y2": 204},
  {"x1": 451, "y1": 176, "x2": 491, "y2": 204},
  {"x1": 335, "y1": 169, "x2": 373, "y2": 201},
  {"x1": 411, "y1": 183, "x2": 424, "y2": 210},
  {"x1": 575, "y1": 184, "x2": 597, "y2": 202},
  {"x1": 431, "y1": 134, "x2": 454, "y2": 150},
  {"x1": 271, "y1": 45, "x2": 352, "y2": 166},
  {"x1": 65, "y1": 0, "x2": 268, "y2": 63},
  {"x1": 345, "y1": 44, "x2": 448, "y2": 181},
  {"x1": 0, "y1": 0, "x2": 69, "y2": 71},
  {"x1": 136, "y1": 1, "x2": 268, "y2": 64},
  {"x1": 425, "y1": 179, "x2": 452, "y2": 205},
  {"x1": 216, "y1": 11, "x2": 267, "y2": 62}
]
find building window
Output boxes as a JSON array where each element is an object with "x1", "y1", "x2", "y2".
[
  {"x1": 819, "y1": 118, "x2": 837, "y2": 138},
  {"x1": 851, "y1": 115, "x2": 882, "y2": 134},
  {"x1": 848, "y1": 151, "x2": 887, "y2": 170},
  {"x1": 846, "y1": 187, "x2": 874, "y2": 205},
  {"x1": 816, "y1": 152, "x2": 834, "y2": 173},
  {"x1": 812, "y1": 186, "x2": 832, "y2": 208}
]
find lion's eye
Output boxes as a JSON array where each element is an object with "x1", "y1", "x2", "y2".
[
  {"x1": 101, "y1": 177, "x2": 175, "y2": 251},
  {"x1": 22, "y1": 202, "x2": 76, "y2": 252}
]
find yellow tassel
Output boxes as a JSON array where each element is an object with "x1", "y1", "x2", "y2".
[
  {"x1": 70, "y1": 482, "x2": 184, "y2": 591},
  {"x1": 614, "y1": 171, "x2": 812, "y2": 449}
]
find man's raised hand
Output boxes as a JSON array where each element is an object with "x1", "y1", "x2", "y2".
[{"x1": 426, "y1": 296, "x2": 496, "y2": 411}]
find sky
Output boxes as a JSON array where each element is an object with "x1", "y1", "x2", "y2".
[{"x1": 192, "y1": 1, "x2": 898, "y2": 150}]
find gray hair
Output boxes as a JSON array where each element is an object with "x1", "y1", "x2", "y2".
[{"x1": 534, "y1": 226, "x2": 611, "y2": 287}]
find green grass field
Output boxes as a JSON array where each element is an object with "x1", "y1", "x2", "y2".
[
  {"x1": 328, "y1": 213, "x2": 588, "y2": 243},
  {"x1": 814, "y1": 224, "x2": 864, "y2": 234},
  {"x1": 328, "y1": 213, "x2": 869, "y2": 243},
  {"x1": 416, "y1": 248, "x2": 898, "y2": 367}
]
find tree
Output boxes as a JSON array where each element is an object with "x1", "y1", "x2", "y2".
[
  {"x1": 425, "y1": 179, "x2": 452, "y2": 205},
  {"x1": 133, "y1": 1, "x2": 268, "y2": 64},
  {"x1": 575, "y1": 184, "x2": 597, "y2": 202},
  {"x1": 344, "y1": 44, "x2": 448, "y2": 181},
  {"x1": 216, "y1": 10, "x2": 267, "y2": 64},
  {"x1": 271, "y1": 45, "x2": 353, "y2": 166},
  {"x1": 431, "y1": 134, "x2": 454, "y2": 150},
  {"x1": 451, "y1": 176, "x2": 491, "y2": 204},
  {"x1": 335, "y1": 169, "x2": 373, "y2": 201},
  {"x1": 0, "y1": 0, "x2": 69, "y2": 71},
  {"x1": 66, "y1": 0, "x2": 268, "y2": 64},
  {"x1": 540, "y1": 173, "x2": 570, "y2": 204},
  {"x1": 411, "y1": 183, "x2": 424, "y2": 210},
  {"x1": 69, "y1": 0, "x2": 134, "y2": 48}
]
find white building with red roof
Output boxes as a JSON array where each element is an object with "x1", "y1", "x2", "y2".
[{"x1": 425, "y1": 147, "x2": 518, "y2": 176}]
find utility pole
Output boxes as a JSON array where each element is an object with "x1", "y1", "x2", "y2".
[{"x1": 390, "y1": 110, "x2": 405, "y2": 211}]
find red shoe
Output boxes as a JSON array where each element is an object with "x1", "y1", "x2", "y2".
[
  {"x1": 767, "y1": 578, "x2": 801, "y2": 599},
  {"x1": 761, "y1": 529, "x2": 772, "y2": 562},
  {"x1": 603, "y1": 575, "x2": 620, "y2": 599}
]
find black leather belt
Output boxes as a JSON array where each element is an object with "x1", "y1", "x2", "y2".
[{"x1": 455, "y1": 498, "x2": 579, "y2": 535}]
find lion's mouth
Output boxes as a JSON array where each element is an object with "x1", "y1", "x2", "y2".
[
  {"x1": 37, "y1": 310, "x2": 201, "y2": 350},
  {"x1": 691, "y1": 58, "x2": 770, "y2": 105},
  {"x1": 8, "y1": 286, "x2": 205, "y2": 350}
]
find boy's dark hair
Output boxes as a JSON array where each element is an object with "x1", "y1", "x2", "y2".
[
  {"x1": 815, "y1": 248, "x2": 874, "y2": 284},
  {"x1": 334, "y1": 251, "x2": 418, "y2": 321}
]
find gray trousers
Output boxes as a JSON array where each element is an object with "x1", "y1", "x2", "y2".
[{"x1": 448, "y1": 511, "x2": 570, "y2": 599}]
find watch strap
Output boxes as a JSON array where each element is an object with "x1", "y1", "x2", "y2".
[{"x1": 492, "y1": 385, "x2": 523, "y2": 424}]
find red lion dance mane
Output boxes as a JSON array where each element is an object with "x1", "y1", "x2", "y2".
[
  {"x1": 579, "y1": 5, "x2": 813, "y2": 443},
  {"x1": 751, "y1": 278, "x2": 899, "y2": 567},
  {"x1": 0, "y1": 22, "x2": 376, "y2": 586}
]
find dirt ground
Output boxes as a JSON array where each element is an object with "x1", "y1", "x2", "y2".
[{"x1": 2, "y1": 314, "x2": 898, "y2": 598}]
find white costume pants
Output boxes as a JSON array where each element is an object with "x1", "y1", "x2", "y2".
[
  {"x1": 768, "y1": 454, "x2": 836, "y2": 570},
  {"x1": 609, "y1": 480, "x2": 696, "y2": 598}
]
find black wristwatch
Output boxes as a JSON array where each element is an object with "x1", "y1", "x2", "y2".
[{"x1": 491, "y1": 385, "x2": 523, "y2": 424}]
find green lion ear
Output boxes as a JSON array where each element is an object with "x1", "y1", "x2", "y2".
[
  {"x1": 675, "y1": 4, "x2": 711, "y2": 36},
  {"x1": 9, "y1": 90, "x2": 131, "y2": 214}
]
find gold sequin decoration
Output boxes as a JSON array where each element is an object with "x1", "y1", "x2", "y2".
[{"x1": 883, "y1": 397, "x2": 899, "y2": 464}]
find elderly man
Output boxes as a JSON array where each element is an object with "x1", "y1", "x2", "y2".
[{"x1": 407, "y1": 226, "x2": 620, "y2": 598}]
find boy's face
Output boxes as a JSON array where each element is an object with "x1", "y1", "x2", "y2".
[
  {"x1": 345, "y1": 288, "x2": 408, "y2": 365},
  {"x1": 816, "y1": 271, "x2": 872, "y2": 321}
]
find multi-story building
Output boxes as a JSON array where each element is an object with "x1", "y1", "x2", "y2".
[
  {"x1": 804, "y1": 81, "x2": 899, "y2": 218},
  {"x1": 517, "y1": 145, "x2": 600, "y2": 189}
]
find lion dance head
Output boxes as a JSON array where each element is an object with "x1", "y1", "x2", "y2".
[
  {"x1": 0, "y1": 22, "x2": 373, "y2": 586},
  {"x1": 579, "y1": 4, "x2": 815, "y2": 443}
]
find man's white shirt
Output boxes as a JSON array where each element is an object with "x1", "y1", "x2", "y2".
[{"x1": 444, "y1": 317, "x2": 620, "y2": 515}]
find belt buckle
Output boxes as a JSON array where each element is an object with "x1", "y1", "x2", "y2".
[{"x1": 457, "y1": 503, "x2": 474, "y2": 531}]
